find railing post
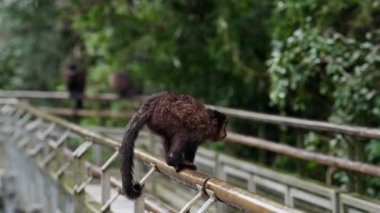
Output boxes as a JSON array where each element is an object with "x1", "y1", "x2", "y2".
[
  {"x1": 134, "y1": 190, "x2": 145, "y2": 213},
  {"x1": 258, "y1": 125, "x2": 266, "y2": 165},
  {"x1": 354, "y1": 137, "x2": 365, "y2": 194},
  {"x1": 72, "y1": 141, "x2": 86, "y2": 213},
  {"x1": 100, "y1": 150, "x2": 119, "y2": 213},
  {"x1": 346, "y1": 136, "x2": 356, "y2": 192},
  {"x1": 296, "y1": 131, "x2": 305, "y2": 176},
  {"x1": 134, "y1": 165, "x2": 157, "y2": 213},
  {"x1": 1, "y1": 172, "x2": 17, "y2": 213},
  {"x1": 215, "y1": 153, "x2": 226, "y2": 213},
  {"x1": 93, "y1": 144, "x2": 103, "y2": 165}
]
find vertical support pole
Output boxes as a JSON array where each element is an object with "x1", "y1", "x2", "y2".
[
  {"x1": 1, "y1": 172, "x2": 17, "y2": 213},
  {"x1": 215, "y1": 153, "x2": 226, "y2": 213},
  {"x1": 354, "y1": 137, "x2": 365, "y2": 194},
  {"x1": 134, "y1": 165, "x2": 156, "y2": 213},
  {"x1": 346, "y1": 136, "x2": 356, "y2": 192},
  {"x1": 100, "y1": 151, "x2": 119, "y2": 213},
  {"x1": 73, "y1": 150, "x2": 86, "y2": 212},
  {"x1": 93, "y1": 144, "x2": 103, "y2": 165},
  {"x1": 134, "y1": 190, "x2": 145, "y2": 213},
  {"x1": 296, "y1": 131, "x2": 305, "y2": 176},
  {"x1": 257, "y1": 125, "x2": 266, "y2": 165},
  {"x1": 101, "y1": 170, "x2": 111, "y2": 212}
]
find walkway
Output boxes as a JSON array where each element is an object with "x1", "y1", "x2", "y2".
[{"x1": 85, "y1": 185, "x2": 134, "y2": 213}]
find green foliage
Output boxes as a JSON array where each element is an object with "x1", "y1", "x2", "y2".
[
  {"x1": 0, "y1": 0, "x2": 76, "y2": 90},
  {"x1": 71, "y1": 0, "x2": 272, "y2": 109},
  {"x1": 1, "y1": 0, "x2": 380, "y2": 198},
  {"x1": 366, "y1": 140, "x2": 380, "y2": 163},
  {"x1": 267, "y1": 0, "x2": 380, "y2": 196},
  {"x1": 268, "y1": 29, "x2": 380, "y2": 125}
]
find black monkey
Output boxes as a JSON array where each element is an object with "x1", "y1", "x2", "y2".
[
  {"x1": 120, "y1": 91, "x2": 228, "y2": 199},
  {"x1": 108, "y1": 72, "x2": 142, "y2": 98},
  {"x1": 63, "y1": 64, "x2": 86, "y2": 110}
]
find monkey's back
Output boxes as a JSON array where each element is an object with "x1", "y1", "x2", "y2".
[
  {"x1": 147, "y1": 92, "x2": 211, "y2": 139},
  {"x1": 64, "y1": 70, "x2": 86, "y2": 95}
]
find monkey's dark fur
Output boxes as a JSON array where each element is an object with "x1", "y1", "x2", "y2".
[
  {"x1": 120, "y1": 91, "x2": 228, "y2": 199},
  {"x1": 63, "y1": 64, "x2": 86, "y2": 110},
  {"x1": 108, "y1": 72, "x2": 142, "y2": 98}
]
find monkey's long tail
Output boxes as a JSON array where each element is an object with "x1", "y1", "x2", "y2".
[{"x1": 120, "y1": 105, "x2": 153, "y2": 199}]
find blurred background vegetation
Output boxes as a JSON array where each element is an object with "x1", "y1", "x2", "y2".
[{"x1": 0, "y1": 0, "x2": 379, "y2": 198}]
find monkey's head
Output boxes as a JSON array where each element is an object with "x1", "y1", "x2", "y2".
[
  {"x1": 208, "y1": 109, "x2": 228, "y2": 141},
  {"x1": 65, "y1": 64, "x2": 79, "y2": 77}
]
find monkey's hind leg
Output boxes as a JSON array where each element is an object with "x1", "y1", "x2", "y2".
[
  {"x1": 167, "y1": 134, "x2": 197, "y2": 172},
  {"x1": 183, "y1": 145, "x2": 197, "y2": 170},
  {"x1": 162, "y1": 137, "x2": 171, "y2": 163}
]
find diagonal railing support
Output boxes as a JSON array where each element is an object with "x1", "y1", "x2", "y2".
[{"x1": 100, "y1": 150, "x2": 119, "y2": 213}]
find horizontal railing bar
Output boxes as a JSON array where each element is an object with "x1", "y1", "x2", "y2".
[
  {"x1": 9, "y1": 99, "x2": 295, "y2": 212},
  {"x1": 208, "y1": 105, "x2": 380, "y2": 139},
  {"x1": 134, "y1": 150, "x2": 295, "y2": 213},
  {"x1": 15, "y1": 99, "x2": 380, "y2": 177},
  {"x1": 41, "y1": 107, "x2": 135, "y2": 118},
  {"x1": 226, "y1": 133, "x2": 380, "y2": 178},
  {"x1": 43, "y1": 104, "x2": 380, "y2": 140},
  {"x1": 16, "y1": 101, "x2": 120, "y2": 148},
  {"x1": 0, "y1": 90, "x2": 118, "y2": 100},
  {"x1": 2, "y1": 90, "x2": 380, "y2": 139}
]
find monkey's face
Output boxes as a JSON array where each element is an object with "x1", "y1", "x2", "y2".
[
  {"x1": 209, "y1": 110, "x2": 228, "y2": 141},
  {"x1": 217, "y1": 120, "x2": 228, "y2": 140},
  {"x1": 65, "y1": 65, "x2": 79, "y2": 77}
]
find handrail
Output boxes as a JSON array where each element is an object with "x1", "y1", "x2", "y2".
[
  {"x1": 41, "y1": 107, "x2": 135, "y2": 118},
  {"x1": 207, "y1": 105, "x2": 380, "y2": 140},
  {"x1": 227, "y1": 133, "x2": 380, "y2": 178},
  {"x1": 27, "y1": 104, "x2": 380, "y2": 178},
  {"x1": 0, "y1": 90, "x2": 144, "y2": 103},
  {"x1": 3, "y1": 93, "x2": 379, "y2": 177},
  {"x1": 82, "y1": 126, "x2": 380, "y2": 178},
  {"x1": 1, "y1": 90, "x2": 379, "y2": 139},
  {"x1": 4, "y1": 99, "x2": 297, "y2": 213},
  {"x1": 0, "y1": 90, "x2": 119, "y2": 100},
  {"x1": 62, "y1": 148, "x2": 177, "y2": 213}
]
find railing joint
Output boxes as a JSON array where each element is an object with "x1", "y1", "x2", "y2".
[
  {"x1": 73, "y1": 141, "x2": 93, "y2": 158},
  {"x1": 36, "y1": 123, "x2": 55, "y2": 140},
  {"x1": 197, "y1": 191, "x2": 217, "y2": 213},
  {"x1": 139, "y1": 163, "x2": 157, "y2": 186},
  {"x1": 74, "y1": 176, "x2": 93, "y2": 193},
  {"x1": 100, "y1": 192, "x2": 120, "y2": 212},
  {"x1": 39, "y1": 152, "x2": 56, "y2": 168},
  {"x1": 27, "y1": 143, "x2": 44, "y2": 157},
  {"x1": 101, "y1": 151, "x2": 119, "y2": 172},
  {"x1": 53, "y1": 161, "x2": 71, "y2": 180},
  {"x1": 179, "y1": 185, "x2": 205, "y2": 213}
]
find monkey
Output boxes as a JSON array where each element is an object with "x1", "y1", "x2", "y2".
[
  {"x1": 108, "y1": 72, "x2": 142, "y2": 98},
  {"x1": 120, "y1": 91, "x2": 228, "y2": 199},
  {"x1": 63, "y1": 64, "x2": 86, "y2": 110}
]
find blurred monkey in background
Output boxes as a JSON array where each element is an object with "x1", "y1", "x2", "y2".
[
  {"x1": 63, "y1": 63, "x2": 86, "y2": 110},
  {"x1": 61, "y1": 45, "x2": 86, "y2": 110},
  {"x1": 108, "y1": 72, "x2": 142, "y2": 98}
]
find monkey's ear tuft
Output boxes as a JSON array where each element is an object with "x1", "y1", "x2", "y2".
[{"x1": 208, "y1": 109, "x2": 228, "y2": 124}]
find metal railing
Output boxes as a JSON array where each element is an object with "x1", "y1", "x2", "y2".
[
  {"x1": 1, "y1": 90, "x2": 378, "y2": 138},
  {"x1": 1, "y1": 90, "x2": 379, "y2": 194},
  {"x1": 90, "y1": 126, "x2": 380, "y2": 213},
  {"x1": 0, "y1": 98, "x2": 299, "y2": 213}
]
